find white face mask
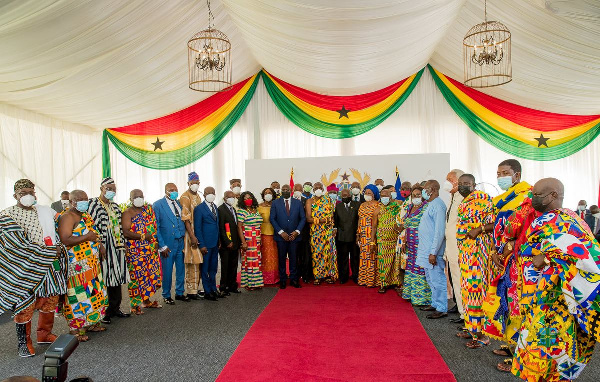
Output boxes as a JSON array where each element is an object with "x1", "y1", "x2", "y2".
[
  {"x1": 274, "y1": 188, "x2": 280, "y2": 194},
  {"x1": 205, "y1": 194, "x2": 216, "y2": 203},
  {"x1": 376, "y1": 185, "x2": 383, "y2": 191},
  {"x1": 226, "y1": 197, "x2": 236, "y2": 206},
  {"x1": 314, "y1": 189, "x2": 324, "y2": 197},
  {"x1": 132, "y1": 197, "x2": 144, "y2": 208},
  {"x1": 61, "y1": 200, "x2": 69, "y2": 207},
  {"x1": 264, "y1": 194, "x2": 273, "y2": 202},
  {"x1": 351, "y1": 187, "x2": 360, "y2": 196},
  {"x1": 390, "y1": 192, "x2": 397, "y2": 200},
  {"x1": 190, "y1": 184, "x2": 200, "y2": 193},
  {"x1": 412, "y1": 197, "x2": 422, "y2": 206},
  {"x1": 19, "y1": 194, "x2": 36, "y2": 207},
  {"x1": 364, "y1": 194, "x2": 373, "y2": 202},
  {"x1": 578, "y1": 205, "x2": 586, "y2": 211},
  {"x1": 443, "y1": 180, "x2": 454, "y2": 193},
  {"x1": 593, "y1": 213, "x2": 600, "y2": 219},
  {"x1": 232, "y1": 186, "x2": 241, "y2": 194},
  {"x1": 293, "y1": 191, "x2": 302, "y2": 199}
]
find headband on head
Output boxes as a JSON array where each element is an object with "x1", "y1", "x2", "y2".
[
  {"x1": 188, "y1": 172, "x2": 199, "y2": 181},
  {"x1": 14, "y1": 179, "x2": 35, "y2": 192},
  {"x1": 101, "y1": 177, "x2": 115, "y2": 186}
]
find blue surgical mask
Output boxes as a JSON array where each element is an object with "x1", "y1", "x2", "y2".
[
  {"x1": 329, "y1": 193, "x2": 337, "y2": 201},
  {"x1": 76, "y1": 201, "x2": 89, "y2": 212},
  {"x1": 497, "y1": 176, "x2": 513, "y2": 191},
  {"x1": 104, "y1": 190, "x2": 116, "y2": 200},
  {"x1": 169, "y1": 191, "x2": 179, "y2": 200},
  {"x1": 390, "y1": 192, "x2": 397, "y2": 200},
  {"x1": 422, "y1": 189, "x2": 430, "y2": 201},
  {"x1": 381, "y1": 197, "x2": 390, "y2": 205}
]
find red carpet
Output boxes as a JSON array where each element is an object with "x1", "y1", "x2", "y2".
[{"x1": 217, "y1": 285, "x2": 456, "y2": 382}]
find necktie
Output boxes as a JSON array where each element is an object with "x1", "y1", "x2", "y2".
[
  {"x1": 229, "y1": 205, "x2": 236, "y2": 223},
  {"x1": 211, "y1": 203, "x2": 217, "y2": 218},
  {"x1": 345, "y1": 203, "x2": 349, "y2": 211},
  {"x1": 285, "y1": 199, "x2": 290, "y2": 215},
  {"x1": 171, "y1": 200, "x2": 180, "y2": 219}
]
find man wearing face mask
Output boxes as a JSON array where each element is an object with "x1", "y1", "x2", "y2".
[
  {"x1": 121, "y1": 189, "x2": 162, "y2": 314},
  {"x1": 302, "y1": 181, "x2": 313, "y2": 199},
  {"x1": 584, "y1": 205, "x2": 600, "y2": 240},
  {"x1": 51, "y1": 191, "x2": 70, "y2": 213},
  {"x1": 218, "y1": 190, "x2": 242, "y2": 294},
  {"x1": 88, "y1": 177, "x2": 130, "y2": 323},
  {"x1": 371, "y1": 188, "x2": 402, "y2": 293},
  {"x1": 153, "y1": 183, "x2": 188, "y2": 305},
  {"x1": 230, "y1": 179, "x2": 242, "y2": 201},
  {"x1": 374, "y1": 178, "x2": 385, "y2": 192},
  {"x1": 350, "y1": 181, "x2": 364, "y2": 203},
  {"x1": 394, "y1": 181, "x2": 412, "y2": 292},
  {"x1": 334, "y1": 188, "x2": 360, "y2": 284},
  {"x1": 442, "y1": 169, "x2": 465, "y2": 320},
  {"x1": 293, "y1": 183, "x2": 304, "y2": 200},
  {"x1": 576, "y1": 199, "x2": 588, "y2": 219},
  {"x1": 512, "y1": 178, "x2": 600, "y2": 381},
  {"x1": 416, "y1": 180, "x2": 448, "y2": 319},
  {"x1": 179, "y1": 172, "x2": 204, "y2": 300},
  {"x1": 1, "y1": 179, "x2": 68, "y2": 356},
  {"x1": 194, "y1": 186, "x2": 221, "y2": 301},
  {"x1": 270, "y1": 184, "x2": 306, "y2": 288},
  {"x1": 297, "y1": 181, "x2": 313, "y2": 282},
  {"x1": 58, "y1": 189, "x2": 108, "y2": 343},
  {"x1": 484, "y1": 159, "x2": 535, "y2": 373},
  {"x1": 271, "y1": 181, "x2": 281, "y2": 199}
]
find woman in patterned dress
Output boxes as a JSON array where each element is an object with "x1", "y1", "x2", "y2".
[
  {"x1": 357, "y1": 184, "x2": 380, "y2": 287},
  {"x1": 399, "y1": 184, "x2": 432, "y2": 306},
  {"x1": 237, "y1": 191, "x2": 264, "y2": 290},
  {"x1": 306, "y1": 182, "x2": 337, "y2": 285},
  {"x1": 258, "y1": 187, "x2": 279, "y2": 285}
]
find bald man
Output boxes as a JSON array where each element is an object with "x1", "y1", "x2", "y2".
[
  {"x1": 153, "y1": 183, "x2": 188, "y2": 305},
  {"x1": 512, "y1": 178, "x2": 600, "y2": 381},
  {"x1": 416, "y1": 180, "x2": 448, "y2": 319}
]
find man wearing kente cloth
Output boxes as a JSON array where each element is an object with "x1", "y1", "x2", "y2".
[
  {"x1": 179, "y1": 171, "x2": 204, "y2": 299},
  {"x1": 57, "y1": 190, "x2": 108, "y2": 342},
  {"x1": 371, "y1": 187, "x2": 401, "y2": 293},
  {"x1": 122, "y1": 189, "x2": 162, "y2": 315},
  {"x1": 512, "y1": 178, "x2": 600, "y2": 381},
  {"x1": 88, "y1": 177, "x2": 130, "y2": 323},
  {"x1": 455, "y1": 174, "x2": 494, "y2": 349},
  {"x1": 306, "y1": 182, "x2": 338, "y2": 284},
  {"x1": 482, "y1": 159, "x2": 537, "y2": 372},
  {"x1": 0, "y1": 179, "x2": 66, "y2": 357}
]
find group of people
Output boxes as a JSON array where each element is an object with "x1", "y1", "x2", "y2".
[{"x1": 1, "y1": 160, "x2": 600, "y2": 382}]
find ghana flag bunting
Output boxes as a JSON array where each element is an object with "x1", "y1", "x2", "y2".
[
  {"x1": 102, "y1": 73, "x2": 260, "y2": 176},
  {"x1": 428, "y1": 65, "x2": 600, "y2": 161},
  {"x1": 260, "y1": 69, "x2": 423, "y2": 139}
]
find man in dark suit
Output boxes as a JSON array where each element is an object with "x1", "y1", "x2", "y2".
[
  {"x1": 334, "y1": 188, "x2": 360, "y2": 284},
  {"x1": 153, "y1": 183, "x2": 189, "y2": 305},
  {"x1": 585, "y1": 205, "x2": 600, "y2": 241},
  {"x1": 270, "y1": 184, "x2": 306, "y2": 289},
  {"x1": 350, "y1": 181, "x2": 365, "y2": 204},
  {"x1": 194, "y1": 186, "x2": 221, "y2": 301},
  {"x1": 218, "y1": 190, "x2": 241, "y2": 295},
  {"x1": 294, "y1": 183, "x2": 312, "y2": 283},
  {"x1": 50, "y1": 191, "x2": 70, "y2": 213}
]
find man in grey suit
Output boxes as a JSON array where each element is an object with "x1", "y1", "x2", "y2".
[
  {"x1": 334, "y1": 188, "x2": 360, "y2": 284},
  {"x1": 50, "y1": 191, "x2": 70, "y2": 213}
]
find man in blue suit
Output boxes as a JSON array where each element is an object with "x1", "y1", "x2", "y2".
[
  {"x1": 194, "y1": 186, "x2": 221, "y2": 301},
  {"x1": 153, "y1": 183, "x2": 189, "y2": 305},
  {"x1": 270, "y1": 184, "x2": 306, "y2": 289}
]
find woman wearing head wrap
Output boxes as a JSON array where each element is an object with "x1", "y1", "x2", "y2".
[
  {"x1": 306, "y1": 182, "x2": 338, "y2": 284},
  {"x1": 357, "y1": 184, "x2": 380, "y2": 287}
]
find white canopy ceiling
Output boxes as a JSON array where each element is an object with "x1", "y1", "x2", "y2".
[{"x1": 0, "y1": 0, "x2": 598, "y2": 131}]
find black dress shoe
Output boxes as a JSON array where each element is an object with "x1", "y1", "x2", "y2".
[
  {"x1": 219, "y1": 290, "x2": 231, "y2": 297},
  {"x1": 290, "y1": 280, "x2": 302, "y2": 288},
  {"x1": 114, "y1": 310, "x2": 131, "y2": 318},
  {"x1": 204, "y1": 294, "x2": 217, "y2": 301},
  {"x1": 217, "y1": 291, "x2": 228, "y2": 298},
  {"x1": 449, "y1": 317, "x2": 464, "y2": 324},
  {"x1": 164, "y1": 298, "x2": 175, "y2": 305},
  {"x1": 279, "y1": 281, "x2": 287, "y2": 289},
  {"x1": 229, "y1": 289, "x2": 242, "y2": 294},
  {"x1": 339, "y1": 279, "x2": 348, "y2": 284},
  {"x1": 448, "y1": 305, "x2": 459, "y2": 314},
  {"x1": 101, "y1": 315, "x2": 111, "y2": 324},
  {"x1": 198, "y1": 291, "x2": 205, "y2": 297},
  {"x1": 175, "y1": 295, "x2": 191, "y2": 302},
  {"x1": 419, "y1": 306, "x2": 437, "y2": 312},
  {"x1": 187, "y1": 293, "x2": 200, "y2": 300},
  {"x1": 426, "y1": 311, "x2": 448, "y2": 319},
  {"x1": 210, "y1": 291, "x2": 220, "y2": 300}
]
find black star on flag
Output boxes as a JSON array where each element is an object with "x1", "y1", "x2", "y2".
[
  {"x1": 337, "y1": 105, "x2": 350, "y2": 119},
  {"x1": 151, "y1": 137, "x2": 165, "y2": 151},
  {"x1": 535, "y1": 134, "x2": 550, "y2": 148}
]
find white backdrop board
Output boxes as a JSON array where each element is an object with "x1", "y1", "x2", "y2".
[{"x1": 245, "y1": 153, "x2": 451, "y2": 203}]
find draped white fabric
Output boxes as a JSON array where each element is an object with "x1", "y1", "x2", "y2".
[
  {"x1": 0, "y1": 0, "x2": 598, "y2": 134},
  {"x1": 2, "y1": 70, "x2": 597, "y2": 210}
]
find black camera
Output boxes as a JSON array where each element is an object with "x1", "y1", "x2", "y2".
[{"x1": 41, "y1": 335, "x2": 79, "y2": 382}]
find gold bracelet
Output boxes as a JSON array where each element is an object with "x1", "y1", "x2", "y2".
[{"x1": 481, "y1": 224, "x2": 485, "y2": 234}]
